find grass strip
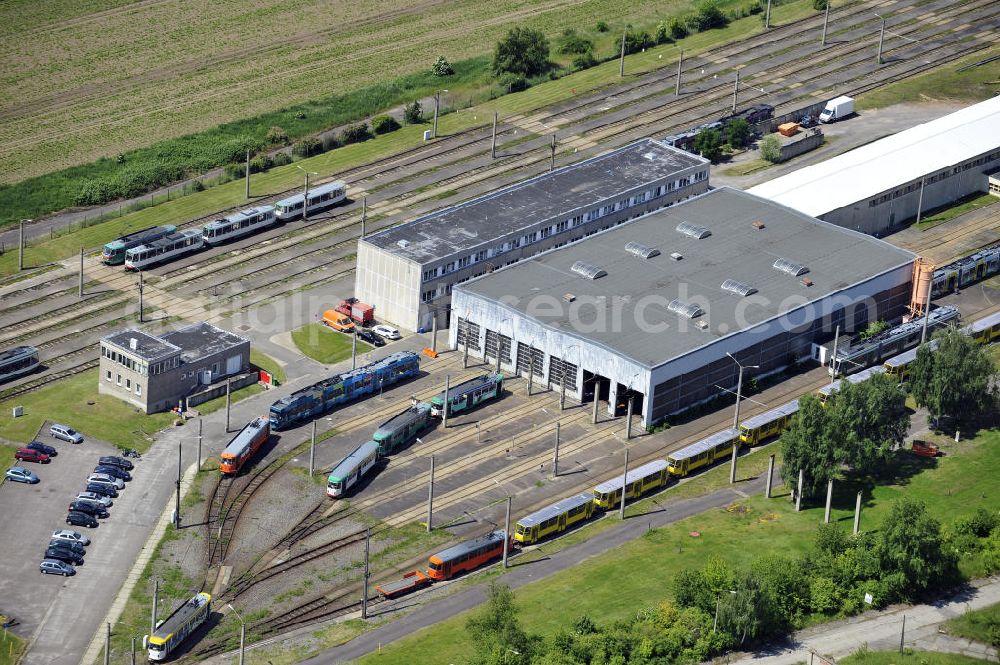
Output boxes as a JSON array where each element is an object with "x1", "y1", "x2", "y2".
[{"x1": 291, "y1": 324, "x2": 372, "y2": 365}]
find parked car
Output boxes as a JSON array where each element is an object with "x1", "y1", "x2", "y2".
[
  {"x1": 14, "y1": 448, "x2": 49, "y2": 464},
  {"x1": 66, "y1": 511, "x2": 98, "y2": 528},
  {"x1": 86, "y1": 473, "x2": 124, "y2": 490},
  {"x1": 68, "y1": 501, "x2": 109, "y2": 518},
  {"x1": 48, "y1": 539, "x2": 86, "y2": 556},
  {"x1": 26, "y1": 441, "x2": 57, "y2": 457},
  {"x1": 44, "y1": 546, "x2": 84, "y2": 566},
  {"x1": 5, "y1": 466, "x2": 39, "y2": 484},
  {"x1": 98, "y1": 456, "x2": 133, "y2": 471},
  {"x1": 372, "y1": 324, "x2": 401, "y2": 340},
  {"x1": 76, "y1": 491, "x2": 112, "y2": 508},
  {"x1": 356, "y1": 329, "x2": 386, "y2": 347},
  {"x1": 85, "y1": 482, "x2": 118, "y2": 498},
  {"x1": 73, "y1": 497, "x2": 112, "y2": 514},
  {"x1": 94, "y1": 465, "x2": 131, "y2": 482},
  {"x1": 52, "y1": 529, "x2": 90, "y2": 546},
  {"x1": 39, "y1": 559, "x2": 75, "y2": 576},
  {"x1": 50, "y1": 424, "x2": 83, "y2": 444}
]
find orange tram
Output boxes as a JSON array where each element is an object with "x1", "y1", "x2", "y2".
[
  {"x1": 376, "y1": 530, "x2": 510, "y2": 598},
  {"x1": 219, "y1": 417, "x2": 270, "y2": 475}
]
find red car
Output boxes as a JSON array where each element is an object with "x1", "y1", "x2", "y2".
[{"x1": 14, "y1": 448, "x2": 49, "y2": 464}]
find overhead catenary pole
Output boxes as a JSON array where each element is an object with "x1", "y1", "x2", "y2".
[
  {"x1": 549, "y1": 135, "x2": 556, "y2": 171},
  {"x1": 351, "y1": 330, "x2": 357, "y2": 371},
  {"x1": 104, "y1": 622, "x2": 110, "y2": 665},
  {"x1": 360, "y1": 196, "x2": 367, "y2": 239},
  {"x1": 527, "y1": 353, "x2": 534, "y2": 396},
  {"x1": 900, "y1": 615, "x2": 906, "y2": 654},
  {"x1": 822, "y1": 0, "x2": 831, "y2": 45},
  {"x1": 796, "y1": 468, "x2": 804, "y2": 512},
  {"x1": 915, "y1": 179, "x2": 926, "y2": 224},
  {"x1": 491, "y1": 112, "x2": 498, "y2": 159},
  {"x1": 442, "y1": 375, "x2": 450, "y2": 428},
  {"x1": 920, "y1": 281, "x2": 932, "y2": 344},
  {"x1": 619, "y1": 28, "x2": 627, "y2": 77},
  {"x1": 175, "y1": 442, "x2": 181, "y2": 527},
  {"x1": 463, "y1": 333, "x2": 469, "y2": 367},
  {"x1": 765, "y1": 0, "x2": 772, "y2": 28},
  {"x1": 765, "y1": 454, "x2": 775, "y2": 498},
  {"x1": 625, "y1": 396, "x2": 634, "y2": 440},
  {"x1": 197, "y1": 418, "x2": 203, "y2": 469},
  {"x1": 245, "y1": 150, "x2": 251, "y2": 199},
  {"x1": 502, "y1": 496, "x2": 512, "y2": 568},
  {"x1": 619, "y1": 448, "x2": 630, "y2": 520},
  {"x1": 151, "y1": 579, "x2": 159, "y2": 634},
  {"x1": 592, "y1": 382, "x2": 600, "y2": 424},
  {"x1": 553, "y1": 422, "x2": 561, "y2": 476},
  {"x1": 309, "y1": 421, "x2": 316, "y2": 476},
  {"x1": 824, "y1": 479, "x2": 834, "y2": 523},
  {"x1": 131, "y1": 636, "x2": 136, "y2": 665},
  {"x1": 854, "y1": 490, "x2": 863, "y2": 534},
  {"x1": 18, "y1": 220, "x2": 24, "y2": 271},
  {"x1": 876, "y1": 18, "x2": 885, "y2": 65},
  {"x1": 138, "y1": 271, "x2": 144, "y2": 323},
  {"x1": 426, "y1": 455, "x2": 435, "y2": 532},
  {"x1": 78, "y1": 248, "x2": 84, "y2": 298},
  {"x1": 432, "y1": 91, "x2": 441, "y2": 138},
  {"x1": 829, "y1": 325, "x2": 840, "y2": 384},
  {"x1": 362, "y1": 527, "x2": 371, "y2": 618},
  {"x1": 559, "y1": 366, "x2": 566, "y2": 411},
  {"x1": 675, "y1": 49, "x2": 683, "y2": 96},
  {"x1": 431, "y1": 314, "x2": 437, "y2": 353},
  {"x1": 225, "y1": 379, "x2": 232, "y2": 432},
  {"x1": 732, "y1": 68, "x2": 740, "y2": 112},
  {"x1": 238, "y1": 620, "x2": 245, "y2": 665},
  {"x1": 730, "y1": 359, "x2": 753, "y2": 484}
]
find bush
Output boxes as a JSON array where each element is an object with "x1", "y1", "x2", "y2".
[
  {"x1": 760, "y1": 134, "x2": 782, "y2": 162},
  {"x1": 190, "y1": 179, "x2": 205, "y2": 192},
  {"x1": 595, "y1": 20, "x2": 609, "y2": 32},
  {"x1": 616, "y1": 30, "x2": 654, "y2": 55},
  {"x1": 954, "y1": 509, "x2": 1000, "y2": 539},
  {"x1": 690, "y1": 0, "x2": 729, "y2": 31},
  {"x1": 432, "y1": 55, "x2": 454, "y2": 77},
  {"x1": 272, "y1": 151, "x2": 292, "y2": 167},
  {"x1": 654, "y1": 21, "x2": 674, "y2": 44},
  {"x1": 497, "y1": 72, "x2": 528, "y2": 93},
  {"x1": 748, "y1": 0, "x2": 764, "y2": 14},
  {"x1": 320, "y1": 134, "x2": 341, "y2": 152},
  {"x1": 404, "y1": 100, "x2": 424, "y2": 124},
  {"x1": 340, "y1": 123, "x2": 373, "y2": 145},
  {"x1": 668, "y1": 16, "x2": 689, "y2": 39},
  {"x1": 557, "y1": 28, "x2": 594, "y2": 55},
  {"x1": 224, "y1": 163, "x2": 246, "y2": 179},
  {"x1": 248, "y1": 154, "x2": 273, "y2": 174},
  {"x1": 813, "y1": 0, "x2": 828, "y2": 9},
  {"x1": 291, "y1": 137, "x2": 322, "y2": 158},
  {"x1": 492, "y1": 26, "x2": 550, "y2": 77},
  {"x1": 372, "y1": 115, "x2": 401, "y2": 134},
  {"x1": 265, "y1": 126, "x2": 289, "y2": 146},
  {"x1": 572, "y1": 51, "x2": 598, "y2": 70}
]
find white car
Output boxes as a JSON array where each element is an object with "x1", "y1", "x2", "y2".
[
  {"x1": 52, "y1": 529, "x2": 90, "y2": 546},
  {"x1": 50, "y1": 423, "x2": 83, "y2": 444},
  {"x1": 87, "y1": 473, "x2": 124, "y2": 490},
  {"x1": 77, "y1": 491, "x2": 113, "y2": 508},
  {"x1": 372, "y1": 324, "x2": 401, "y2": 340}
]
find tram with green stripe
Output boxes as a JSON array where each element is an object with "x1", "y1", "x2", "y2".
[
  {"x1": 430, "y1": 372, "x2": 504, "y2": 418},
  {"x1": 373, "y1": 401, "x2": 434, "y2": 455}
]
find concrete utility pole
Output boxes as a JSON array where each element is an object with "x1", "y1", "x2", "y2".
[
  {"x1": 559, "y1": 367, "x2": 566, "y2": 411},
  {"x1": 302, "y1": 172, "x2": 311, "y2": 220},
  {"x1": 592, "y1": 383, "x2": 600, "y2": 424},
  {"x1": 463, "y1": 334, "x2": 469, "y2": 368},
  {"x1": 245, "y1": 150, "x2": 251, "y2": 199},
  {"x1": 503, "y1": 496, "x2": 512, "y2": 568},
  {"x1": 619, "y1": 448, "x2": 630, "y2": 520},
  {"x1": 491, "y1": 112, "x2": 498, "y2": 159},
  {"x1": 619, "y1": 28, "x2": 627, "y2": 77},
  {"x1": 362, "y1": 527, "x2": 371, "y2": 619},
  {"x1": 549, "y1": 135, "x2": 556, "y2": 171},
  {"x1": 18, "y1": 220, "x2": 24, "y2": 271},
  {"x1": 442, "y1": 375, "x2": 450, "y2": 428},
  {"x1": 527, "y1": 354, "x2": 534, "y2": 396},
  {"x1": 765, "y1": 0, "x2": 772, "y2": 28},
  {"x1": 915, "y1": 179, "x2": 926, "y2": 224},
  {"x1": 131, "y1": 637, "x2": 136, "y2": 665},
  {"x1": 197, "y1": 419, "x2": 203, "y2": 469},
  {"x1": 822, "y1": 0, "x2": 831, "y2": 45},
  {"x1": 796, "y1": 468, "x2": 804, "y2": 512},
  {"x1": 625, "y1": 396, "x2": 634, "y2": 440},
  {"x1": 495, "y1": 335, "x2": 503, "y2": 373},
  {"x1": 104, "y1": 622, "x2": 110, "y2": 665},
  {"x1": 876, "y1": 18, "x2": 886, "y2": 65},
  {"x1": 431, "y1": 315, "x2": 437, "y2": 353},
  {"x1": 175, "y1": 442, "x2": 181, "y2": 528},
  {"x1": 732, "y1": 68, "x2": 740, "y2": 112},
  {"x1": 432, "y1": 91, "x2": 442, "y2": 139},
  {"x1": 729, "y1": 354, "x2": 758, "y2": 484},
  {"x1": 824, "y1": 479, "x2": 833, "y2": 523},
  {"x1": 829, "y1": 325, "x2": 840, "y2": 382},
  {"x1": 137, "y1": 271, "x2": 144, "y2": 323},
  {"x1": 238, "y1": 620, "x2": 245, "y2": 665},
  {"x1": 360, "y1": 196, "x2": 367, "y2": 239},
  {"x1": 426, "y1": 455, "x2": 435, "y2": 532},
  {"x1": 151, "y1": 579, "x2": 159, "y2": 634},
  {"x1": 853, "y1": 490, "x2": 863, "y2": 534},
  {"x1": 225, "y1": 379, "x2": 232, "y2": 432},
  {"x1": 675, "y1": 49, "x2": 683, "y2": 96},
  {"x1": 553, "y1": 422, "x2": 561, "y2": 476},
  {"x1": 920, "y1": 283, "x2": 932, "y2": 344},
  {"x1": 765, "y1": 454, "x2": 775, "y2": 498},
  {"x1": 309, "y1": 421, "x2": 316, "y2": 476},
  {"x1": 351, "y1": 330, "x2": 357, "y2": 371},
  {"x1": 900, "y1": 615, "x2": 906, "y2": 654}
]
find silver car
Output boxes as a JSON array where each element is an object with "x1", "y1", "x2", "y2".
[
  {"x1": 76, "y1": 491, "x2": 113, "y2": 508},
  {"x1": 39, "y1": 559, "x2": 75, "y2": 576},
  {"x1": 50, "y1": 424, "x2": 83, "y2": 444},
  {"x1": 87, "y1": 473, "x2": 124, "y2": 490},
  {"x1": 52, "y1": 529, "x2": 90, "y2": 546},
  {"x1": 5, "y1": 466, "x2": 39, "y2": 484}
]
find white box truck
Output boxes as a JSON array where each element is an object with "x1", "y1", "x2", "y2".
[{"x1": 819, "y1": 95, "x2": 854, "y2": 123}]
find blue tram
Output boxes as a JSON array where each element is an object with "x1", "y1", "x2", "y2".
[{"x1": 268, "y1": 351, "x2": 420, "y2": 429}]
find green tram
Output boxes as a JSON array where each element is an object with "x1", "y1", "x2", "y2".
[
  {"x1": 430, "y1": 372, "x2": 504, "y2": 418},
  {"x1": 373, "y1": 401, "x2": 434, "y2": 456}
]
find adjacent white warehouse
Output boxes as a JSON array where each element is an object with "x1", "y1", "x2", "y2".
[{"x1": 748, "y1": 96, "x2": 1000, "y2": 236}]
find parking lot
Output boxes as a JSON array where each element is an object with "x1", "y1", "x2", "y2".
[{"x1": 0, "y1": 423, "x2": 143, "y2": 665}]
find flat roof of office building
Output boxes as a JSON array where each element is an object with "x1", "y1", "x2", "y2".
[
  {"x1": 455, "y1": 187, "x2": 915, "y2": 369},
  {"x1": 102, "y1": 329, "x2": 181, "y2": 361},
  {"x1": 161, "y1": 322, "x2": 248, "y2": 363},
  {"x1": 363, "y1": 139, "x2": 707, "y2": 264}
]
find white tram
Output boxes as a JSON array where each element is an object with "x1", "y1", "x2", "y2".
[
  {"x1": 202, "y1": 205, "x2": 277, "y2": 245},
  {"x1": 274, "y1": 181, "x2": 347, "y2": 221},
  {"x1": 125, "y1": 229, "x2": 204, "y2": 271}
]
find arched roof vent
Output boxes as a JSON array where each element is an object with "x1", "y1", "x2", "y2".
[
  {"x1": 676, "y1": 221, "x2": 711, "y2": 239},
  {"x1": 571, "y1": 261, "x2": 607, "y2": 280},
  {"x1": 773, "y1": 258, "x2": 809, "y2": 276},
  {"x1": 667, "y1": 299, "x2": 704, "y2": 319},
  {"x1": 625, "y1": 241, "x2": 660, "y2": 259},
  {"x1": 721, "y1": 279, "x2": 757, "y2": 297}
]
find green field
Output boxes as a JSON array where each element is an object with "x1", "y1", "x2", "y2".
[
  {"x1": 0, "y1": 369, "x2": 174, "y2": 450},
  {"x1": 841, "y1": 651, "x2": 992, "y2": 665},
  {"x1": 0, "y1": 630, "x2": 26, "y2": 665},
  {"x1": 251, "y1": 349, "x2": 287, "y2": 385},
  {"x1": 916, "y1": 193, "x2": 998, "y2": 231},
  {"x1": 945, "y1": 602, "x2": 1000, "y2": 648},
  {"x1": 292, "y1": 324, "x2": 373, "y2": 365},
  {"x1": 857, "y1": 46, "x2": 1000, "y2": 110},
  {"x1": 353, "y1": 428, "x2": 1000, "y2": 665}
]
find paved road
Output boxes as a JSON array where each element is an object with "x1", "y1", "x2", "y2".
[{"x1": 729, "y1": 577, "x2": 1000, "y2": 664}]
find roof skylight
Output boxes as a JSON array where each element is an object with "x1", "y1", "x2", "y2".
[
  {"x1": 667, "y1": 299, "x2": 704, "y2": 319},
  {"x1": 625, "y1": 241, "x2": 660, "y2": 259},
  {"x1": 571, "y1": 261, "x2": 607, "y2": 280},
  {"x1": 676, "y1": 222, "x2": 711, "y2": 239},
  {"x1": 773, "y1": 258, "x2": 809, "y2": 276},
  {"x1": 721, "y1": 279, "x2": 757, "y2": 297}
]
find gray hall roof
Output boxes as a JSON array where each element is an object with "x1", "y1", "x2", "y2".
[
  {"x1": 102, "y1": 329, "x2": 180, "y2": 361},
  {"x1": 364, "y1": 139, "x2": 706, "y2": 264},
  {"x1": 455, "y1": 187, "x2": 916, "y2": 369}
]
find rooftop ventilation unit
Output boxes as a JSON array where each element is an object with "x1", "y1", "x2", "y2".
[
  {"x1": 773, "y1": 258, "x2": 809, "y2": 277},
  {"x1": 670, "y1": 252, "x2": 683, "y2": 261},
  {"x1": 721, "y1": 279, "x2": 757, "y2": 297},
  {"x1": 396, "y1": 240, "x2": 410, "y2": 249},
  {"x1": 752, "y1": 220, "x2": 766, "y2": 230},
  {"x1": 696, "y1": 320, "x2": 709, "y2": 331},
  {"x1": 571, "y1": 261, "x2": 607, "y2": 280},
  {"x1": 676, "y1": 221, "x2": 711, "y2": 239},
  {"x1": 563, "y1": 293, "x2": 576, "y2": 302},
  {"x1": 667, "y1": 299, "x2": 704, "y2": 319},
  {"x1": 625, "y1": 241, "x2": 660, "y2": 259}
]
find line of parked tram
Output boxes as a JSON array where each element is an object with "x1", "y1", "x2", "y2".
[
  {"x1": 930, "y1": 241, "x2": 1000, "y2": 298},
  {"x1": 100, "y1": 181, "x2": 347, "y2": 269},
  {"x1": 0, "y1": 345, "x2": 40, "y2": 383}
]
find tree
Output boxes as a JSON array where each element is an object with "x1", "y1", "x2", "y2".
[
  {"x1": 859, "y1": 319, "x2": 890, "y2": 341},
  {"x1": 291, "y1": 137, "x2": 321, "y2": 158},
  {"x1": 690, "y1": 0, "x2": 729, "y2": 31},
  {"x1": 692, "y1": 128, "x2": 722, "y2": 162},
  {"x1": 557, "y1": 28, "x2": 593, "y2": 55},
  {"x1": 829, "y1": 373, "x2": 909, "y2": 476},
  {"x1": 403, "y1": 100, "x2": 424, "y2": 124},
  {"x1": 616, "y1": 30, "x2": 654, "y2": 56},
  {"x1": 909, "y1": 327, "x2": 997, "y2": 425},
  {"x1": 492, "y1": 26, "x2": 550, "y2": 77},
  {"x1": 595, "y1": 20, "x2": 610, "y2": 32},
  {"x1": 340, "y1": 123, "x2": 373, "y2": 145},
  {"x1": 372, "y1": 115, "x2": 401, "y2": 134},
  {"x1": 781, "y1": 395, "x2": 839, "y2": 497},
  {"x1": 813, "y1": 0, "x2": 828, "y2": 9},
  {"x1": 432, "y1": 55, "x2": 454, "y2": 76},
  {"x1": 749, "y1": 554, "x2": 809, "y2": 636},
  {"x1": 654, "y1": 21, "x2": 673, "y2": 44},
  {"x1": 725, "y1": 118, "x2": 751, "y2": 149},
  {"x1": 760, "y1": 134, "x2": 782, "y2": 162},
  {"x1": 466, "y1": 581, "x2": 534, "y2": 664},
  {"x1": 875, "y1": 498, "x2": 958, "y2": 596},
  {"x1": 668, "y1": 16, "x2": 689, "y2": 39}
]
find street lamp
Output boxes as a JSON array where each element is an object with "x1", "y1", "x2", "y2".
[
  {"x1": 226, "y1": 604, "x2": 246, "y2": 665},
  {"x1": 294, "y1": 165, "x2": 319, "y2": 220},
  {"x1": 713, "y1": 589, "x2": 738, "y2": 631},
  {"x1": 726, "y1": 352, "x2": 759, "y2": 484},
  {"x1": 432, "y1": 89, "x2": 449, "y2": 139}
]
